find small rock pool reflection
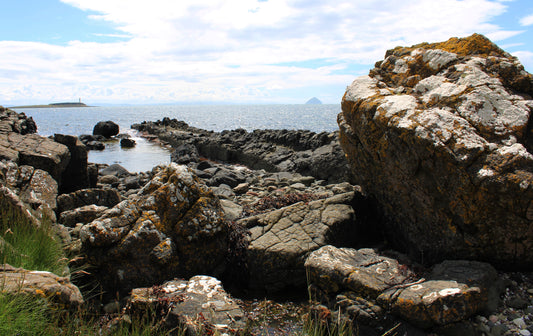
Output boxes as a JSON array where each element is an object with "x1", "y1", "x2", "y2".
[{"x1": 88, "y1": 129, "x2": 171, "y2": 173}]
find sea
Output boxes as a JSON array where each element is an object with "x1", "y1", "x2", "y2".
[{"x1": 13, "y1": 104, "x2": 341, "y2": 173}]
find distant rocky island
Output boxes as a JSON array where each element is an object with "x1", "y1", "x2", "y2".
[
  {"x1": 11, "y1": 101, "x2": 89, "y2": 108},
  {"x1": 305, "y1": 97, "x2": 322, "y2": 104}
]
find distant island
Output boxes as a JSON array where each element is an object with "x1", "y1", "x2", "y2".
[
  {"x1": 11, "y1": 100, "x2": 89, "y2": 108},
  {"x1": 305, "y1": 97, "x2": 322, "y2": 104}
]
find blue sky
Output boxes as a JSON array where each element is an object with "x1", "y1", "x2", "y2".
[{"x1": 1, "y1": 0, "x2": 532, "y2": 105}]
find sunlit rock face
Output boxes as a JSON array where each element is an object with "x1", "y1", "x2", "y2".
[{"x1": 338, "y1": 34, "x2": 533, "y2": 268}]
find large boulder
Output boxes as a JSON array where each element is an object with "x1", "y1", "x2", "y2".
[
  {"x1": 79, "y1": 163, "x2": 227, "y2": 295},
  {"x1": 93, "y1": 120, "x2": 119, "y2": 138},
  {"x1": 338, "y1": 34, "x2": 533, "y2": 268}
]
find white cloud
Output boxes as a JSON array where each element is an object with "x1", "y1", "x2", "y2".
[
  {"x1": 520, "y1": 13, "x2": 533, "y2": 26},
  {"x1": 0, "y1": 0, "x2": 528, "y2": 104}
]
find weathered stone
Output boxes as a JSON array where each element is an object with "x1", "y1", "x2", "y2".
[
  {"x1": 429, "y1": 260, "x2": 501, "y2": 312},
  {"x1": 129, "y1": 276, "x2": 246, "y2": 335},
  {"x1": 240, "y1": 192, "x2": 357, "y2": 293},
  {"x1": 0, "y1": 264, "x2": 83, "y2": 308},
  {"x1": 306, "y1": 246, "x2": 493, "y2": 329},
  {"x1": 59, "y1": 204, "x2": 109, "y2": 227},
  {"x1": 0, "y1": 161, "x2": 58, "y2": 223},
  {"x1": 79, "y1": 163, "x2": 227, "y2": 295},
  {"x1": 305, "y1": 245, "x2": 413, "y2": 298},
  {"x1": 93, "y1": 120, "x2": 119, "y2": 138},
  {"x1": 56, "y1": 188, "x2": 121, "y2": 213},
  {"x1": 220, "y1": 199, "x2": 243, "y2": 221},
  {"x1": 338, "y1": 33, "x2": 533, "y2": 267},
  {"x1": 377, "y1": 280, "x2": 483, "y2": 328}
]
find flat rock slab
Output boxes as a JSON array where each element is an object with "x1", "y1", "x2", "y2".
[
  {"x1": 129, "y1": 275, "x2": 246, "y2": 335},
  {"x1": 305, "y1": 245, "x2": 413, "y2": 298},
  {"x1": 240, "y1": 192, "x2": 357, "y2": 293},
  {"x1": 0, "y1": 264, "x2": 83, "y2": 308}
]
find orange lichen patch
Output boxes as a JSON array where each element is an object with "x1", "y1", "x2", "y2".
[{"x1": 388, "y1": 34, "x2": 507, "y2": 59}]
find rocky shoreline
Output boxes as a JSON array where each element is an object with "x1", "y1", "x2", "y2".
[{"x1": 1, "y1": 33, "x2": 533, "y2": 336}]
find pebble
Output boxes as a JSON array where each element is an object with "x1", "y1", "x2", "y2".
[
  {"x1": 519, "y1": 330, "x2": 531, "y2": 336},
  {"x1": 513, "y1": 317, "x2": 527, "y2": 329}
]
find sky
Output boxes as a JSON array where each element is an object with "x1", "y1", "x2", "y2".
[{"x1": 1, "y1": 0, "x2": 533, "y2": 105}]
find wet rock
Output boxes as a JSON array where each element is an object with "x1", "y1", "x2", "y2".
[
  {"x1": 129, "y1": 276, "x2": 246, "y2": 335},
  {"x1": 79, "y1": 163, "x2": 227, "y2": 295},
  {"x1": 240, "y1": 192, "x2": 357, "y2": 293},
  {"x1": 120, "y1": 138, "x2": 136, "y2": 148},
  {"x1": 338, "y1": 33, "x2": 533, "y2": 267},
  {"x1": 1, "y1": 264, "x2": 83, "y2": 308},
  {"x1": 93, "y1": 120, "x2": 119, "y2": 138},
  {"x1": 100, "y1": 163, "x2": 130, "y2": 177}
]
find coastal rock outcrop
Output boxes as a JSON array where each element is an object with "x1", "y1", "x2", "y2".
[
  {"x1": 338, "y1": 34, "x2": 533, "y2": 267},
  {"x1": 79, "y1": 163, "x2": 227, "y2": 295},
  {"x1": 132, "y1": 118, "x2": 352, "y2": 184},
  {"x1": 0, "y1": 108, "x2": 70, "y2": 183},
  {"x1": 53, "y1": 134, "x2": 92, "y2": 193}
]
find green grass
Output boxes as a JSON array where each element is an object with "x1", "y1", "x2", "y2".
[{"x1": 0, "y1": 196, "x2": 67, "y2": 275}]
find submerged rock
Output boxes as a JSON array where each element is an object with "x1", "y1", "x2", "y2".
[{"x1": 338, "y1": 33, "x2": 533, "y2": 268}]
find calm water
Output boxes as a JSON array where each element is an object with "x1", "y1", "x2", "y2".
[{"x1": 14, "y1": 104, "x2": 341, "y2": 172}]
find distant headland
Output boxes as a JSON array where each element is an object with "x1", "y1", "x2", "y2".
[{"x1": 11, "y1": 100, "x2": 89, "y2": 109}]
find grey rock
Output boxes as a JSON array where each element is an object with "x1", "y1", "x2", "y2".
[
  {"x1": 100, "y1": 163, "x2": 130, "y2": 177},
  {"x1": 129, "y1": 276, "x2": 246, "y2": 335},
  {"x1": 240, "y1": 192, "x2": 357, "y2": 293},
  {"x1": 56, "y1": 188, "x2": 121, "y2": 213},
  {"x1": 93, "y1": 120, "x2": 119, "y2": 138},
  {"x1": 338, "y1": 34, "x2": 533, "y2": 267}
]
